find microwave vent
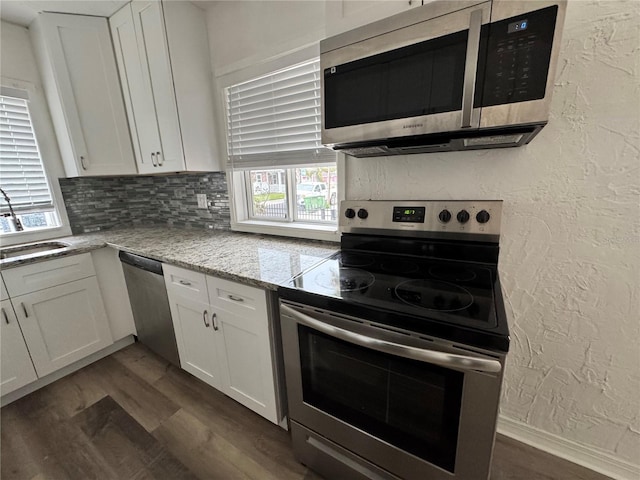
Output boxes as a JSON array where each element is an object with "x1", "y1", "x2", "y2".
[{"x1": 463, "y1": 134, "x2": 525, "y2": 147}]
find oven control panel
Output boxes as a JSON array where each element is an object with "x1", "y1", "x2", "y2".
[{"x1": 340, "y1": 200, "x2": 502, "y2": 238}]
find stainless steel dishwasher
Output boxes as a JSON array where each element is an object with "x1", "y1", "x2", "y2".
[{"x1": 119, "y1": 251, "x2": 180, "y2": 366}]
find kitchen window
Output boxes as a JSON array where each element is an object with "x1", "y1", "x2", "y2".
[
  {"x1": 0, "y1": 87, "x2": 63, "y2": 237},
  {"x1": 225, "y1": 58, "x2": 340, "y2": 242}
]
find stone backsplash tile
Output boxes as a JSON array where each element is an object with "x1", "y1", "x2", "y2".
[{"x1": 59, "y1": 173, "x2": 230, "y2": 234}]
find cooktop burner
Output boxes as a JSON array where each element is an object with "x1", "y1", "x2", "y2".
[
  {"x1": 381, "y1": 260, "x2": 420, "y2": 275},
  {"x1": 395, "y1": 279, "x2": 474, "y2": 312},
  {"x1": 428, "y1": 266, "x2": 477, "y2": 283},
  {"x1": 339, "y1": 253, "x2": 375, "y2": 268},
  {"x1": 314, "y1": 267, "x2": 375, "y2": 292}
]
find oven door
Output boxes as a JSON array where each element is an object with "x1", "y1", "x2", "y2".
[{"x1": 280, "y1": 302, "x2": 505, "y2": 480}]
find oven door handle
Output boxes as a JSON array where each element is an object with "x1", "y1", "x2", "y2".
[{"x1": 281, "y1": 304, "x2": 502, "y2": 374}]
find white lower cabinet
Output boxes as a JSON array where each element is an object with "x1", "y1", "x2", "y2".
[
  {"x1": 164, "y1": 264, "x2": 278, "y2": 423},
  {"x1": 0, "y1": 254, "x2": 115, "y2": 396},
  {"x1": 12, "y1": 278, "x2": 113, "y2": 378},
  {"x1": 0, "y1": 299, "x2": 38, "y2": 396},
  {"x1": 169, "y1": 295, "x2": 222, "y2": 389}
]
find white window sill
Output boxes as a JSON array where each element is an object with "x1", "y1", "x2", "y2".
[
  {"x1": 231, "y1": 220, "x2": 340, "y2": 243},
  {"x1": 0, "y1": 225, "x2": 72, "y2": 247}
]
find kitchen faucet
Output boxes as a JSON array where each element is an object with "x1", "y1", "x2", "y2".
[{"x1": 0, "y1": 187, "x2": 24, "y2": 232}]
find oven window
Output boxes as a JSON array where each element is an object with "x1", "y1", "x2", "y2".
[
  {"x1": 324, "y1": 30, "x2": 468, "y2": 129},
  {"x1": 299, "y1": 326, "x2": 463, "y2": 472}
]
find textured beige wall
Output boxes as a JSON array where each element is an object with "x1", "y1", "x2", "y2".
[
  {"x1": 206, "y1": 0, "x2": 640, "y2": 467},
  {"x1": 344, "y1": 1, "x2": 640, "y2": 465}
]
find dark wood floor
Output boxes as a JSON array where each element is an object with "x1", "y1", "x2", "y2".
[{"x1": 1, "y1": 342, "x2": 611, "y2": 480}]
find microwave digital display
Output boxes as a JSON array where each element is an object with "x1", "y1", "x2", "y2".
[{"x1": 508, "y1": 19, "x2": 529, "y2": 34}]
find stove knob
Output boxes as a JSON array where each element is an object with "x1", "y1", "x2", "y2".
[
  {"x1": 476, "y1": 210, "x2": 491, "y2": 224},
  {"x1": 438, "y1": 209, "x2": 452, "y2": 223},
  {"x1": 457, "y1": 210, "x2": 470, "y2": 224},
  {"x1": 357, "y1": 208, "x2": 369, "y2": 219},
  {"x1": 345, "y1": 208, "x2": 356, "y2": 219}
]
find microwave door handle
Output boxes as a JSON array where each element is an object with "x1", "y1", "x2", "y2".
[
  {"x1": 461, "y1": 8, "x2": 484, "y2": 128},
  {"x1": 281, "y1": 304, "x2": 502, "y2": 374}
]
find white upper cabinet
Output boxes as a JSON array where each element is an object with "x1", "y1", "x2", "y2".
[
  {"x1": 30, "y1": 13, "x2": 137, "y2": 177},
  {"x1": 325, "y1": 0, "x2": 423, "y2": 36},
  {"x1": 110, "y1": 0, "x2": 221, "y2": 173}
]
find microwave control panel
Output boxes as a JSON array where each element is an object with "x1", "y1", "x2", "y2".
[{"x1": 479, "y1": 5, "x2": 559, "y2": 107}]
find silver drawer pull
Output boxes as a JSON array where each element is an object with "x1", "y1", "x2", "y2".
[
  {"x1": 178, "y1": 280, "x2": 192, "y2": 286},
  {"x1": 228, "y1": 294, "x2": 244, "y2": 302},
  {"x1": 2, "y1": 308, "x2": 9, "y2": 324}
]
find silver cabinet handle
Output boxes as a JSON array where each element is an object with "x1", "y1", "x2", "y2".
[
  {"x1": 21, "y1": 302, "x2": 29, "y2": 318},
  {"x1": 202, "y1": 309, "x2": 210, "y2": 328},
  {"x1": 156, "y1": 151, "x2": 163, "y2": 166},
  {"x1": 212, "y1": 312, "x2": 218, "y2": 331},
  {"x1": 178, "y1": 280, "x2": 192, "y2": 286},
  {"x1": 281, "y1": 304, "x2": 502, "y2": 374},
  {"x1": 151, "y1": 152, "x2": 157, "y2": 167},
  {"x1": 80, "y1": 155, "x2": 87, "y2": 170},
  {"x1": 461, "y1": 8, "x2": 483, "y2": 128},
  {"x1": 227, "y1": 294, "x2": 244, "y2": 303},
  {"x1": 2, "y1": 308, "x2": 9, "y2": 324}
]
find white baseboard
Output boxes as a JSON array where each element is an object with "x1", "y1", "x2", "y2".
[
  {"x1": 1, "y1": 335, "x2": 135, "y2": 407},
  {"x1": 497, "y1": 415, "x2": 640, "y2": 480}
]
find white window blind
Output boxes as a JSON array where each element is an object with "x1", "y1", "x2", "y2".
[
  {"x1": 226, "y1": 59, "x2": 335, "y2": 170},
  {"x1": 0, "y1": 93, "x2": 54, "y2": 213}
]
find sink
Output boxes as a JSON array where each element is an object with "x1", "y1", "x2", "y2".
[{"x1": 0, "y1": 241, "x2": 70, "y2": 260}]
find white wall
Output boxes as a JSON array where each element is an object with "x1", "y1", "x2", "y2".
[{"x1": 206, "y1": 0, "x2": 640, "y2": 473}]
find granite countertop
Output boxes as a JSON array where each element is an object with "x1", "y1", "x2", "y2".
[{"x1": 0, "y1": 227, "x2": 338, "y2": 290}]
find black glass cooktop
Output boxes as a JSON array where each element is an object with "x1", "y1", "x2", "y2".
[
  {"x1": 289, "y1": 250, "x2": 497, "y2": 329},
  {"x1": 280, "y1": 248, "x2": 510, "y2": 352}
]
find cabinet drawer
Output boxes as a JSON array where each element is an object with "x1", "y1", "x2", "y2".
[
  {"x1": 163, "y1": 263, "x2": 208, "y2": 303},
  {"x1": 3, "y1": 253, "x2": 96, "y2": 297},
  {"x1": 207, "y1": 276, "x2": 267, "y2": 319}
]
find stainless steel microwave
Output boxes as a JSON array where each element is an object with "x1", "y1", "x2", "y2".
[{"x1": 320, "y1": 0, "x2": 567, "y2": 157}]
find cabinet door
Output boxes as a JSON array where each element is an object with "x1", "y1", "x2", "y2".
[
  {"x1": 32, "y1": 13, "x2": 136, "y2": 176},
  {"x1": 212, "y1": 306, "x2": 278, "y2": 423},
  {"x1": 326, "y1": 0, "x2": 423, "y2": 36},
  {"x1": 166, "y1": 293, "x2": 221, "y2": 390},
  {"x1": 0, "y1": 300, "x2": 38, "y2": 396},
  {"x1": 110, "y1": 3, "x2": 162, "y2": 175},
  {"x1": 131, "y1": 0, "x2": 185, "y2": 173},
  {"x1": 207, "y1": 278, "x2": 278, "y2": 423},
  {"x1": 14, "y1": 278, "x2": 114, "y2": 377}
]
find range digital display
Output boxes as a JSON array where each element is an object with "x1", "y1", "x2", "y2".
[
  {"x1": 393, "y1": 206, "x2": 426, "y2": 223},
  {"x1": 508, "y1": 19, "x2": 529, "y2": 34}
]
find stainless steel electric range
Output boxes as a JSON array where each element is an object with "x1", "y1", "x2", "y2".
[{"x1": 279, "y1": 200, "x2": 509, "y2": 480}]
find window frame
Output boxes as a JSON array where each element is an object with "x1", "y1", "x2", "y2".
[
  {"x1": 0, "y1": 78, "x2": 71, "y2": 246},
  {"x1": 227, "y1": 158, "x2": 344, "y2": 243},
  {"x1": 220, "y1": 48, "x2": 343, "y2": 243}
]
